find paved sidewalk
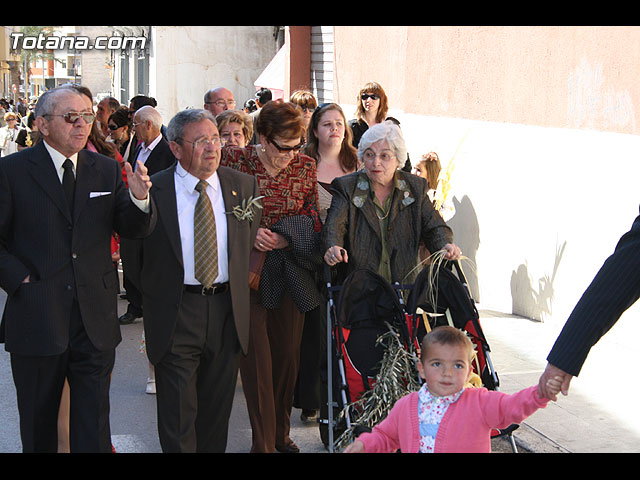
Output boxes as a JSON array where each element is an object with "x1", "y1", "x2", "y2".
[
  {"x1": 2, "y1": 285, "x2": 639, "y2": 453},
  {"x1": 477, "y1": 309, "x2": 640, "y2": 453},
  {"x1": 232, "y1": 307, "x2": 640, "y2": 454}
]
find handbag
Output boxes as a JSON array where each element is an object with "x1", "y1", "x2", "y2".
[{"x1": 249, "y1": 248, "x2": 266, "y2": 290}]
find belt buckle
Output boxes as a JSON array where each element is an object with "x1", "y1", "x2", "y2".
[{"x1": 201, "y1": 285, "x2": 213, "y2": 295}]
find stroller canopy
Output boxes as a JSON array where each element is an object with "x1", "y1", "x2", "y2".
[
  {"x1": 406, "y1": 262, "x2": 478, "y2": 329},
  {"x1": 337, "y1": 269, "x2": 406, "y2": 331}
]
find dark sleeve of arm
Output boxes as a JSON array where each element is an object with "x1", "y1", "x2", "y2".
[
  {"x1": 419, "y1": 183, "x2": 453, "y2": 252},
  {"x1": 547, "y1": 213, "x2": 640, "y2": 376},
  {"x1": 0, "y1": 165, "x2": 30, "y2": 294}
]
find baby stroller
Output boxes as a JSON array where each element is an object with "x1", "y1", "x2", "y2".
[
  {"x1": 405, "y1": 259, "x2": 520, "y2": 452},
  {"x1": 319, "y1": 267, "x2": 420, "y2": 452}
]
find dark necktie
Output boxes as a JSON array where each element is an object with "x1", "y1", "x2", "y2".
[
  {"x1": 62, "y1": 158, "x2": 75, "y2": 212},
  {"x1": 193, "y1": 180, "x2": 218, "y2": 288}
]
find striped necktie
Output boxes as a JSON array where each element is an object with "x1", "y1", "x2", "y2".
[{"x1": 193, "y1": 180, "x2": 218, "y2": 288}]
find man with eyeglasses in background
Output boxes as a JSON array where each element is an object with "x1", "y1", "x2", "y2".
[
  {"x1": 203, "y1": 87, "x2": 237, "y2": 116},
  {"x1": 139, "y1": 109, "x2": 259, "y2": 452},
  {"x1": 0, "y1": 86, "x2": 156, "y2": 452},
  {"x1": 127, "y1": 95, "x2": 168, "y2": 154},
  {"x1": 119, "y1": 106, "x2": 176, "y2": 327}
]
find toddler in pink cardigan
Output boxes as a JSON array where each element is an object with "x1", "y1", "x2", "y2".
[{"x1": 344, "y1": 326, "x2": 562, "y2": 453}]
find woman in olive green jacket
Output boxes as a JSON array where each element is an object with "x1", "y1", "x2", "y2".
[{"x1": 323, "y1": 121, "x2": 461, "y2": 284}]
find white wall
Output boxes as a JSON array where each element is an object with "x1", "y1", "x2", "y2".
[
  {"x1": 342, "y1": 102, "x2": 640, "y2": 325},
  {"x1": 150, "y1": 26, "x2": 279, "y2": 123}
]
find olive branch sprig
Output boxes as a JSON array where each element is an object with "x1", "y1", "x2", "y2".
[{"x1": 227, "y1": 195, "x2": 264, "y2": 222}]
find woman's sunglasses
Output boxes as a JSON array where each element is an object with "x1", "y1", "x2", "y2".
[
  {"x1": 361, "y1": 93, "x2": 380, "y2": 100},
  {"x1": 270, "y1": 138, "x2": 305, "y2": 153}
]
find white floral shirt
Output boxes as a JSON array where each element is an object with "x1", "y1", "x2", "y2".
[{"x1": 417, "y1": 383, "x2": 464, "y2": 453}]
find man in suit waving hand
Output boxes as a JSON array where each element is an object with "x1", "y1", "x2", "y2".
[
  {"x1": 140, "y1": 109, "x2": 260, "y2": 452},
  {"x1": 0, "y1": 86, "x2": 156, "y2": 452}
]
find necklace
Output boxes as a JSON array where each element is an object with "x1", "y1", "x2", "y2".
[
  {"x1": 375, "y1": 210, "x2": 390, "y2": 220},
  {"x1": 373, "y1": 187, "x2": 392, "y2": 220},
  {"x1": 375, "y1": 202, "x2": 390, "y2": 220}
]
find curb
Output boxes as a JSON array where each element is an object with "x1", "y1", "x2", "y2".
[{"x1": 512, "y1": 422, "x2": 571, "y2": 453}]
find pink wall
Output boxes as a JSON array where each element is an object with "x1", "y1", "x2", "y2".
[{"x1": 334, "y1": 26, "x2": 640, "y2": 135}]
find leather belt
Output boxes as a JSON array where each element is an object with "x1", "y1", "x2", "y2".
[{"x1": 183, "y1": 282, "x2": 229, "y2": 296}]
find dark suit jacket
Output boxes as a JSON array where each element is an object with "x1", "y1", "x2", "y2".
[
  {"x1": 0, "y1": 141, "x2": 156, "y2": 356},
  {"x1": 547, "y1": 209, "x2": 640, "y2": 376},
  {"x1": 119, "y1": 136, "x2": 175, "y2": 286},
  {"x1": 140, "y1": 165, "x2": 260, "y2": 364},
  {"x1": 323, "y1": 170, "x2": 453, "y2": 284},
  {"x1": 129, "y1": 136, "x2": 175, "y2": 176}
]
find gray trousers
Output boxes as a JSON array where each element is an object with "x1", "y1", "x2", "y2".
[{"x1": 154, "y1": 289, "x2": 240, "y2": 452}]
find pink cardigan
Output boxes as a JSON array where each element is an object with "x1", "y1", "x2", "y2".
[{"x1": 357, "y1": 386, "x2": 549, "y2": 453}]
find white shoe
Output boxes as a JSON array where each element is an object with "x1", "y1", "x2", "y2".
[{"x1": 146, "y1": 378, "x2": 156, "y2": 394}]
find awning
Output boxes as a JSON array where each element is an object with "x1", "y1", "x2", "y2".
[{"x1": 253, "y1": 45, "x2": 285, "y2": 100}]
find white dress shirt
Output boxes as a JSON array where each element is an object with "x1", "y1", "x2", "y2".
[
  {"x1": 43, "y1": 140, "x2": 79, "y2": 182},
  {"x1": 174, "y1": 162, "x2": 229, "y2": 285},
  {"x1": 134, "y1": 133, "x2": 162, "y2": 170}
]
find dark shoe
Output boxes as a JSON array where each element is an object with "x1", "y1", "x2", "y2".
[
  {"x1": 300, "y1": 409, "x2": 318, "y2": 422},
  {"x1": 275, "y1": 441, "x2": 300, "y2": 453},
  {"x1": 118, "y1": 312, "x2": 139, "y2": 325}
]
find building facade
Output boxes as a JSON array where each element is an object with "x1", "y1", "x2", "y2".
[
  {"x1": 284, "y1": 26, "x2": 640, "y2": 325},
  {"x1": 4, "y1": 25, "x2": 639, "y2": 328},
  {"x1": 325, "y1": 26, "x2": 640, "y2": 325}
]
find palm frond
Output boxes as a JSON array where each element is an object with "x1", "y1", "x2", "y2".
[{"x1": 333, "y1": 325, "x2": 421, "y2": 451}]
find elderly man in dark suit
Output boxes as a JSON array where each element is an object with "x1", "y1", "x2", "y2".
[
  {"x1": 140, "y1": 109, "x2": 260, "y2": 452},
  {"x1": 538, "y1": 210, "x2": 640, "y2": 400},
  {"x1": 0, "y1": 86, "x2": 155, "y2": 452},
  {"x1": 119, "y1": 106, "x2": 175, "y2": 325}
]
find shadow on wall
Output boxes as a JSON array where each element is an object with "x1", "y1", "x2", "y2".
[
  {"x1": 447, "y1": 195, "x2": 481, "y2": 302},
  {"x1": 510, "y1": 240, "x2": 567, "y2": 322}
]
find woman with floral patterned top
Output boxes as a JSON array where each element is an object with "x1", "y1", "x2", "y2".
[
  {"x1": 323, "y1": 121, "x2": 461, "y2": 284},
  {"x1": 220, "y1": 100, "x2": 322, "y2": 453}
]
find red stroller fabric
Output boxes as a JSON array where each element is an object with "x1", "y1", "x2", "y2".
[
  {"x1": 406, "y1": 262, "x2": 498, "y2": 390},
  {"x1": 335, "y1": 269, "x2": 409, "y2": 403}
]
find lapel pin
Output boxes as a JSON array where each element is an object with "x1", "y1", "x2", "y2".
[{"x1": 232, "y1": 190, "x2": 237, "y2": 196}]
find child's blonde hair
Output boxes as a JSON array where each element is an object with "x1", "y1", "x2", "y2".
[
  {"x1": 418, "y1": 152, "x2": 442, "y2": 190},
  {"x1": 420, "y1": 326, "x2": 474, "y2": 362}
]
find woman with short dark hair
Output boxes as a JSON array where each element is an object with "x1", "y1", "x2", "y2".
[{"x1": 221, "y1": 100, "x2": 322, "y2": 453}]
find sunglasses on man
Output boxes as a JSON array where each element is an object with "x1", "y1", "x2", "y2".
[{"x1": 43, "y1": 111, "x2": 96, "y2": 124}]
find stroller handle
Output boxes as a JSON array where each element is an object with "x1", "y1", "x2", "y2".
[
  {"x1": 323, "y1": 248, "x2": 347, "y2": 286},
  {"x1": 323, "y1": 263, "x2": 332, "y2": 286}
]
